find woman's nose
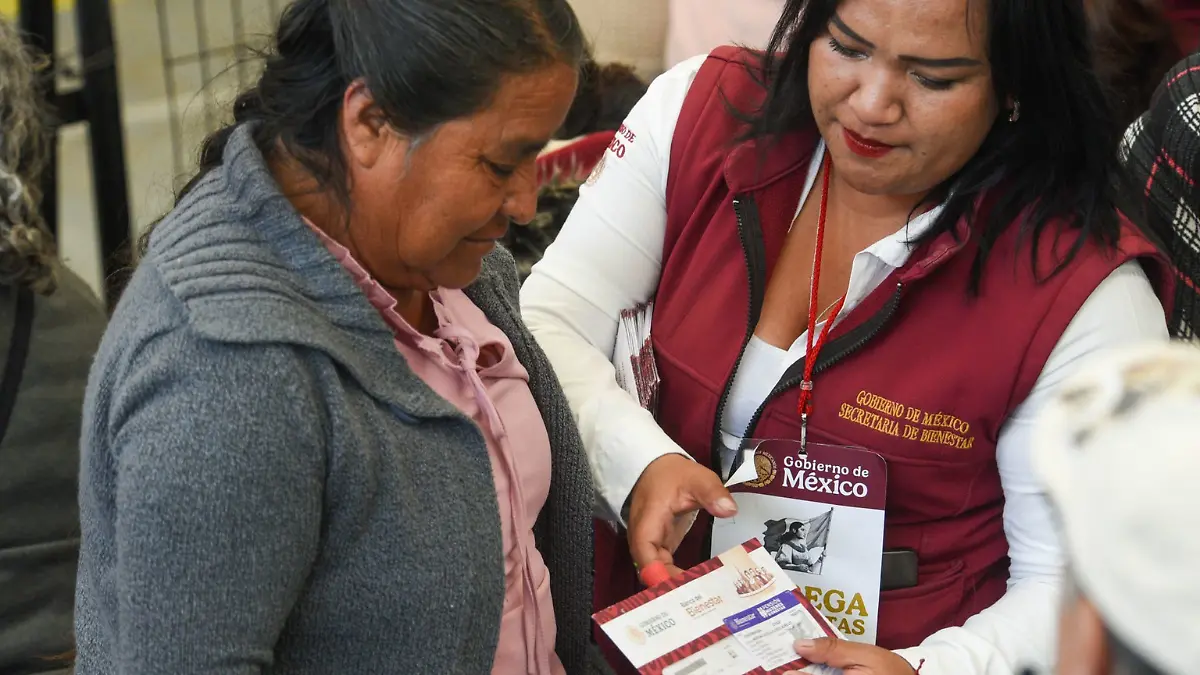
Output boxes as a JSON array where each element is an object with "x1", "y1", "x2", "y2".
[
  {"x1": 501, "y1": 163, "x2": 538, "y2": 226},
  {"x1": 848, "y1": 70, "x2": 903, "y2": 127}
]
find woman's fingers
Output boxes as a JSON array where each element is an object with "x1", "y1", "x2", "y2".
[{"x1": 626, "y1": 454, "x2": 738, "y2": 581}]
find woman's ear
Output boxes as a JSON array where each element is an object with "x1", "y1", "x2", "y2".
[
  {"x1": 1001, "y1": 94, "x2": 1021, "y2": 123},
  {"x1": 340, "y1": 79, "x2": 407, "y2": 170}
]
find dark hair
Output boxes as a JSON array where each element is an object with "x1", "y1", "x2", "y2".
[
  {"x1": 556, "y1": 61, "x2": 648, "y2": 139},
  {"x1": 744, "y1": 0, "x2": 1123, "y2": 289},
  {"x1": 142, "y1": 0, "x2": 585, "y2": 256},
  {"x1": 1088, "y1": 0, "x2": 1182, "y2": 131}
]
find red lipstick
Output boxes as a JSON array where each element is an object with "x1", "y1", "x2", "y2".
[{"x1": 842, "y1": 128, "x2": 894, "y2": 158}]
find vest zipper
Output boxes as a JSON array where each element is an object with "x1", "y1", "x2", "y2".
[
  {"x1": 709, "y1": 196, "x2": 768, "y2": 476},
  {"x1": 734, "y1": 281, "x2": 906, "y2": 469}
]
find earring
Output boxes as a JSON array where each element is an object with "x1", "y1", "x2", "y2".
[{"x1": 1008, "y1": 100, "x2": 1021, "y2": 123}]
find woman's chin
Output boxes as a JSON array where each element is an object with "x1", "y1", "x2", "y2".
[
  {"x1": 429, "y1": 256, "x2": 488, "y2": 290},
  {"x1": 463, "y1": 237, "x2": 499, "y2": 253}
]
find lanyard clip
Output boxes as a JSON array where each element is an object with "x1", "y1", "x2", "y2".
[{"x1": 798, "y1": 380, "x2": 814, "y2": 455}]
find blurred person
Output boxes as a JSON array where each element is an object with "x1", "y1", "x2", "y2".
[
  {"x1": 1032, "y1": 341, "x2": 1200, "y2": 675},
  {"x1": 505, "y1": 60, "x2": 650, "y2": 280},
  {"x1": 74, "y1": 0, "x2": 600, "y2": 673},
  {"x1": 1117, "y1": 51, "x2": 1200, "y2": 335},
  {"x1": 1087, "y1": 0, "x2": 1183, "y2": 130},
  {"x1": 0, "y1": 14, "x2": 107, "y2": 675},
  {"x1": 521, "y1": 0, "x2": 1183, "y2": 673},
  {"x1": 556, "y1": 61, "x2": 648, "y2": 142}
]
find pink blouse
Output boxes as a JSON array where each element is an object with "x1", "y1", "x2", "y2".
[{"x1": 310, "y1": 226, "x2": 564, "y2": 675}]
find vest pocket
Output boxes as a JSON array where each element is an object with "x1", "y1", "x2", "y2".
[{"x1": 877, "y1": 558, "x2": 966, "y2": 650}]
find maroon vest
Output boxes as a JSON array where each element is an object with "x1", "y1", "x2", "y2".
[{"x1": 593, "y1": 47, "x2": 1174, "y2": 672}]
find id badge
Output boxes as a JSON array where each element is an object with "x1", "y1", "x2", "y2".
[{"x1": 711, "y1": 438, "x2": 887, "y2": 645}]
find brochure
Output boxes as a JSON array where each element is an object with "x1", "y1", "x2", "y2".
[
  {"x1": 612, "y1": 301, "x2": 659, "y2": 415},
  {"x1": 593, "y1": 540, "x2": 843, "y2": 675}
]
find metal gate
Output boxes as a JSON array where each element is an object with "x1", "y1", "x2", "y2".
[
  {"x1": 19, "y1": 0, "x2": 131, "y2": 306},
  {"x1": 155, "y1": 0, "x2": 281, "y2": 177}
]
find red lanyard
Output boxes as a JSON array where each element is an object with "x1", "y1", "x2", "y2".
[{"x1": 797, "y1": 151, "x2": 846, "y2": 452}]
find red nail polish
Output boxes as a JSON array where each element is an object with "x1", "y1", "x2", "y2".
[{"x1": 639, "y1": 561, "x2": 671, "y2": 587}]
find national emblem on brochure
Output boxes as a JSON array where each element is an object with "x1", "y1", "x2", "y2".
[
  {"x1": 713, "y1": 441, "x2": 888, "y2": 644},
  {"x1": 594, "y1": 540, "x2": 843, "y2": 675}
]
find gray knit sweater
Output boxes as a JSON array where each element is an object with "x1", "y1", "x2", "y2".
[{"x1": 75, "y1": 125, "x2": 598, "y2": 674}]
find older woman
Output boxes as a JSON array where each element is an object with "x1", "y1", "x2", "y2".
[
  {"x1": 0, "y1": 15, "x2": 106, "y2": 675},
  {"x1": 74, "y1": 0, "x2": 596, "y2": 673},
  {"x1": 521, "y1": 0, "x2": 1180, "y2": 673}
]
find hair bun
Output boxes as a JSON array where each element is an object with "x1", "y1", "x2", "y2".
[{"x1": 274, "y1": 0, "x2": 336, "y2": 61}]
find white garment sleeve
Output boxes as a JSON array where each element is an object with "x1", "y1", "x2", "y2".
[
  {"x1": 520, "y1": 56, "x2": 708, "y2": 524},
  {"x1": 894, "y1": 261, "x2": 1168, "y2": 675},
  {"x1": 523, "y1": 50, "x2": 1169, "y2": 673}
]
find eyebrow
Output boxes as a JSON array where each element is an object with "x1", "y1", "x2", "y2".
[{"x1": 830, "y1": 14, "x2": 983, "y2": 69}]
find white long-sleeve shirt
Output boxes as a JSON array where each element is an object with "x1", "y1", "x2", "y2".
[{"x1": 519, "y1": 56, "x2": 1168, "y2": 675}]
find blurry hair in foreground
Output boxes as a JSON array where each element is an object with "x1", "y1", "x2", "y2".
[
  {"x1": 0, "y1": 16, "x2": 53, "y2": 296},
  {"x1": 1118, "y1": 53, "x2": 1200, "y2": 339}
]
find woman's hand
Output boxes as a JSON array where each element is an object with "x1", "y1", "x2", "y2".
[
  {"x1": 785, "y1": 639, "x2": 918, "y2": 674},
  {"x1": 626, "y1": 454, "x2": 738, "y2": 577}
]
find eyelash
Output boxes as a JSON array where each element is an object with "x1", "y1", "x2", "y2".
[
  {"x1": 826, "y1": 37, "x2": 957, "y2": 91},
  {"x1": 827, "y1": 37, "x2": 864, "y2": 60},
  {"x1": 485, "y1": 159, "x2": 517, "y2": 178},
  {"x1": 913, "y1": 74, "x2": 954, "y2": 91}
]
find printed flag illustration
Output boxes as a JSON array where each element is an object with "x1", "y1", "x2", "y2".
[{"x1": 762, "y1": 509, "x2": 833, "y2": 575}]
